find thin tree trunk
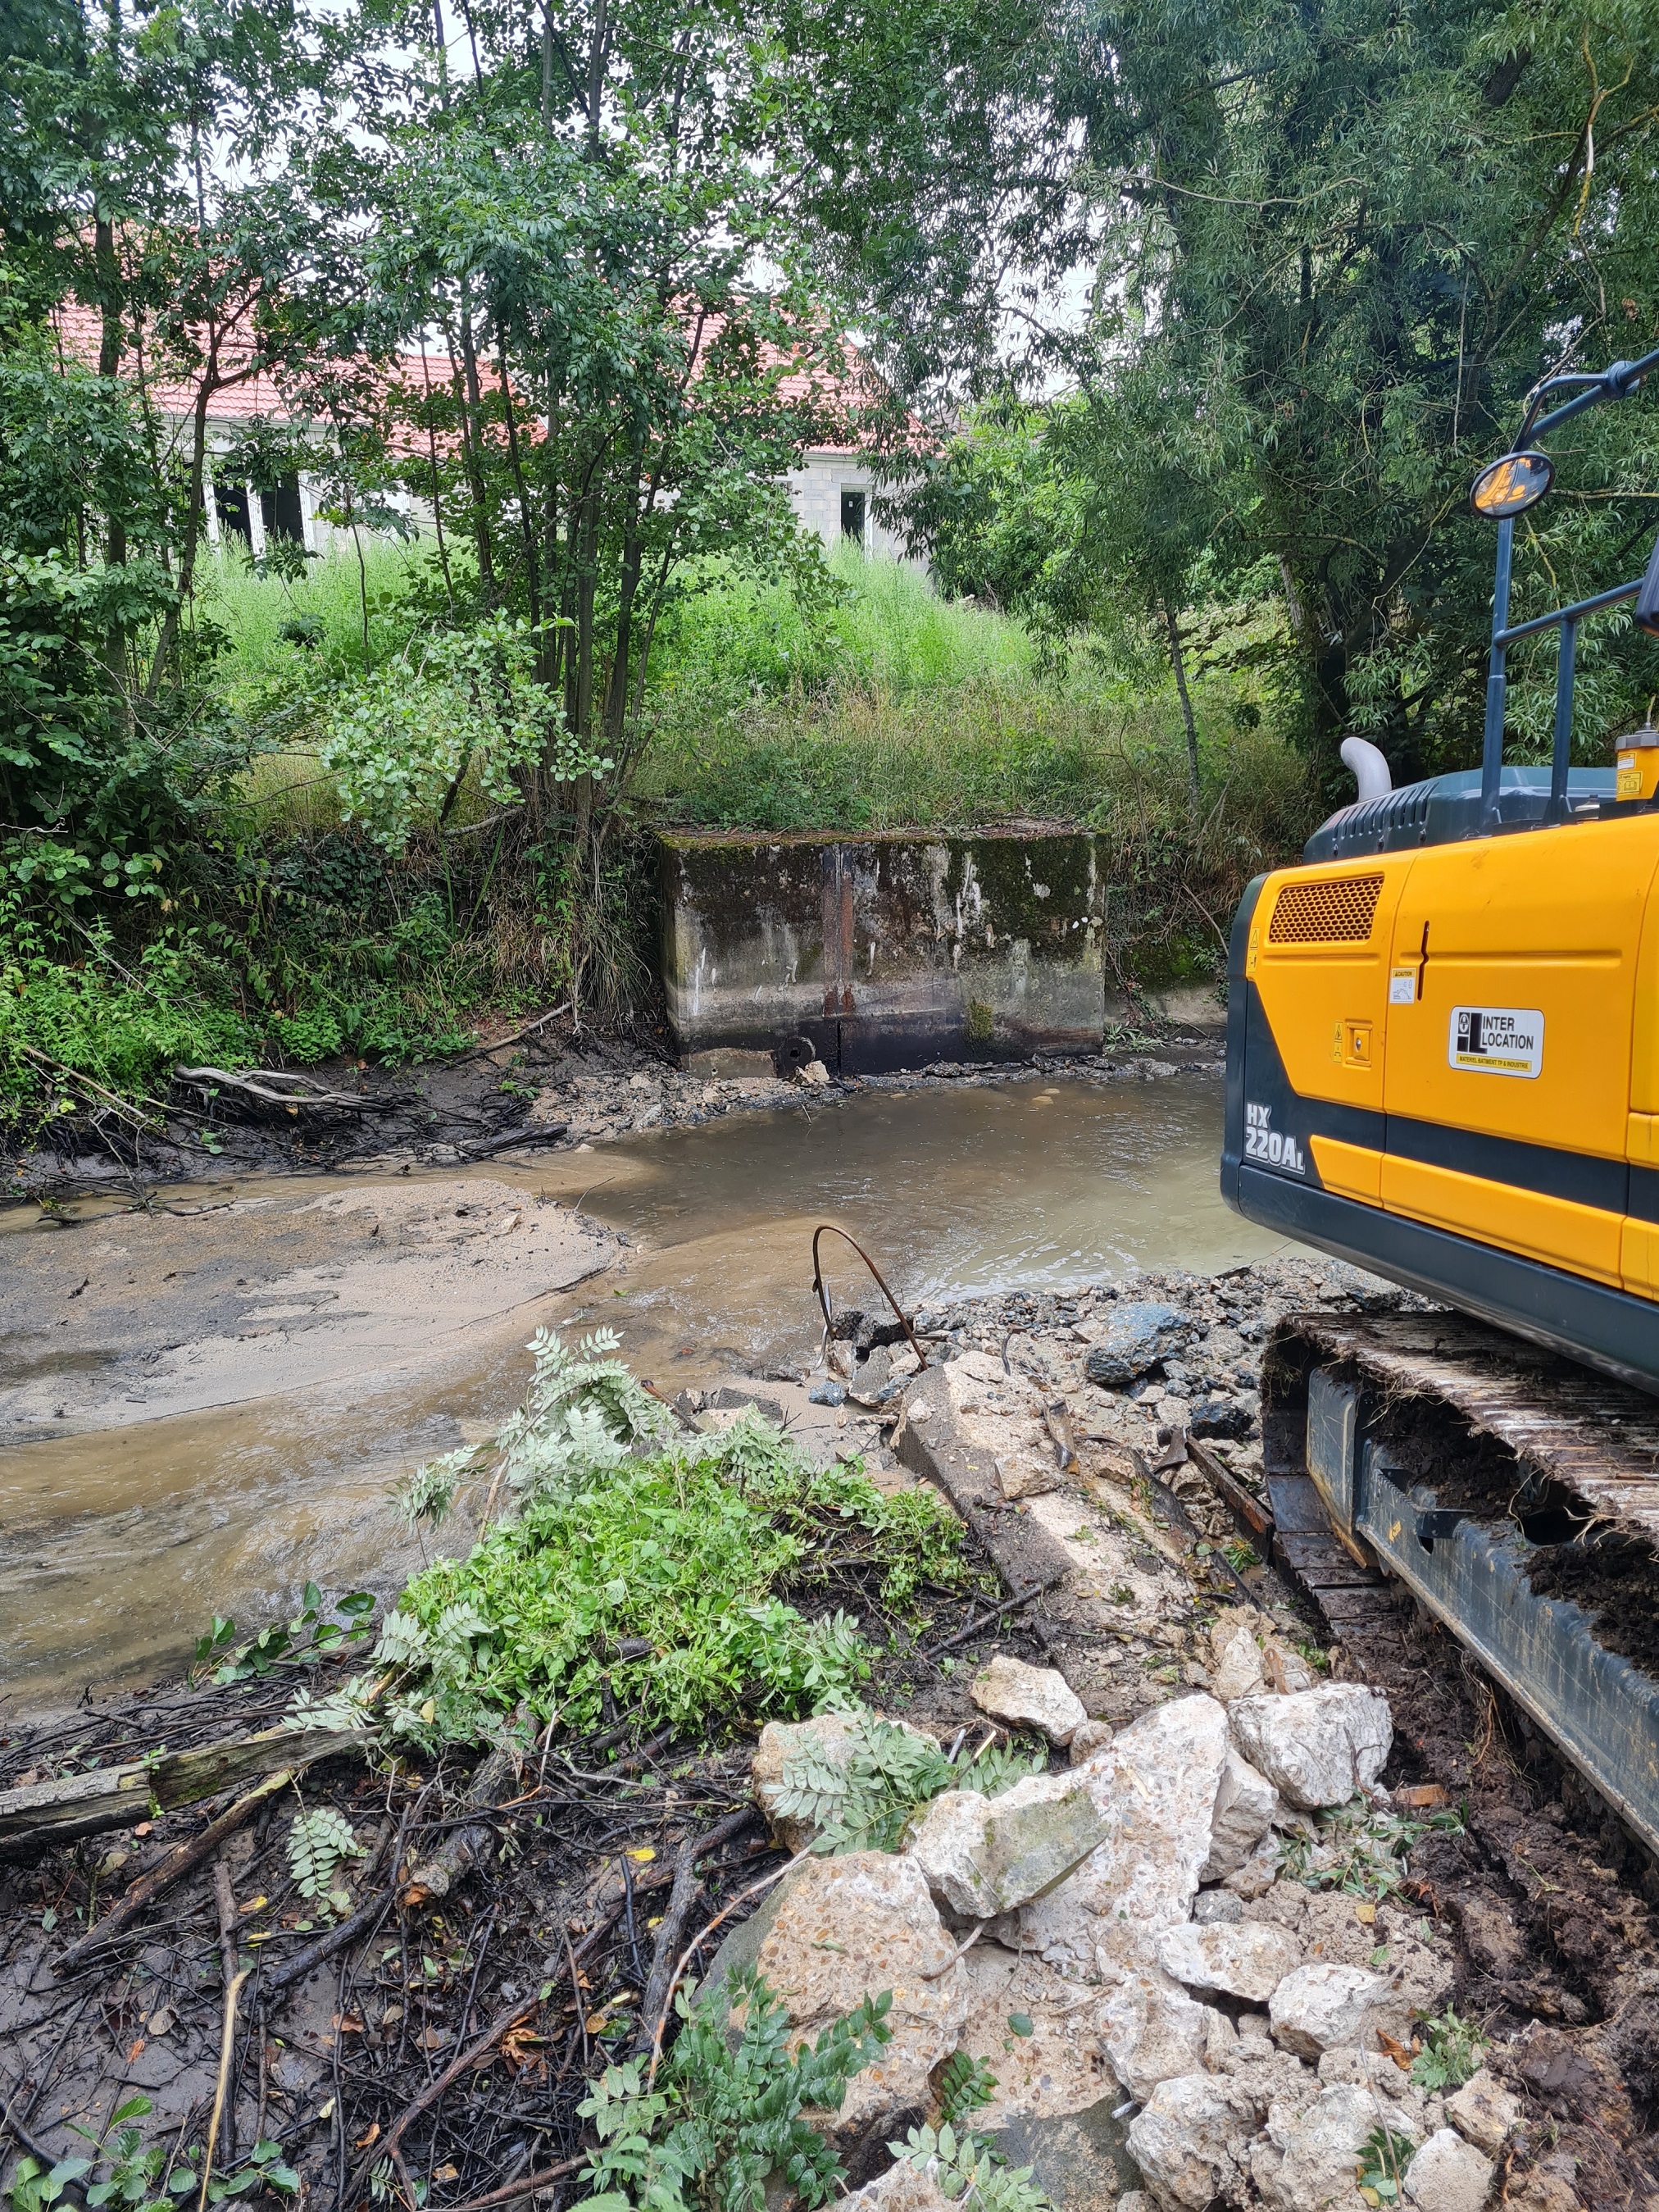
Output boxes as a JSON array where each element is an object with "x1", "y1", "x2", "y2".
[
  {"x1": 94, "y1": 216, "x2": 130, "y2": 694},
  {"x1": 496, "y1": 339, "x2": 542, "y2": 628},
  {"x1": 146, "y1": 343, "x2": 218, "y2": 697},
  {"x1": 452, "y1": 312, "x2": 497, "y2": 601},
  {"x1": 418, "y1": 348, "x2": 455, "y2": 608},
  {"x1": 1162, "y1": 595, "x2": 1200, "y2": 817}
]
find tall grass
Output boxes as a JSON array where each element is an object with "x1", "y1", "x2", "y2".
[{"x1": 199, "y1": 537, "x2": 436, "y2": 695}]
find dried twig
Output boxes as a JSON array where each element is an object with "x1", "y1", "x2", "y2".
[
  {"x1": 56, "y1": 1767, "x2": 295, "y2": 1969},
  {"x1": 630, "y1": 1808, "x2": 757, "y2": 2057},
  {"x1": 198, "y1": 1968, "x2": 249, "y2": 2212}
]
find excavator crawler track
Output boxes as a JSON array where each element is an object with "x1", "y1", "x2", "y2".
[{"x1": 1258, "y1": 1309, "x2": 1659, "y2": 1860}]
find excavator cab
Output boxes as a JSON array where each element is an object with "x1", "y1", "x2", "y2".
[{"x1": 1221, "y1": 343, "x2": 1659, "y2": 1394}]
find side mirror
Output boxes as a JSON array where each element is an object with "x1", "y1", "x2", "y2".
[{"x1": 1470, "y1": 449, "x2": 1554, "y2": 519}]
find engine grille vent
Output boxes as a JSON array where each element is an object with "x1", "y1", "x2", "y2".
[{"x1": 1268, "y1": 873, "x2": 1384, "y2": 944}]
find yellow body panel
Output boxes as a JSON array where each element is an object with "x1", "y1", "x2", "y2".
[
  {"x1": 1307, "y1": 1134, "x2": 1384, "y2": 1203},
  {"x1": 1386, "y1": 818, "x2": 1658, "y2": 1163},
  {"x1": 1252, "y1": 813, "x2": 1659, "y2": 1306},
  {"x1": 1380, "y1": 1155, "x2": 1625, "y2": 1284},
  {"x1": 1253, "y1": 859, "x2": 1405, "y2": 1116}
]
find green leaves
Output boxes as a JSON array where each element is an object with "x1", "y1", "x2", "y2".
[
  {"x1": 286, "y1": 1804, "x2": 366, "y2": 1901},
  {"x1": 574, "y1": 1971, "x2": 893, "y2": 2212},
  {"x1": 774, "y1": 1712, "x2": 1047, "y2": 1856}
]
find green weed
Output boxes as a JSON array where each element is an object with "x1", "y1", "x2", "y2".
[
  {"x1": 1409, "y1": 2006, "x2": 1488, "y2": 2092},
  {"x1": 1275, "y1": 1797, "x2": 1466, "y2": 1903},
  {"x1": 1356, "y1": 2122, "x2": 1416, "y2": 2205},
  {"x1": 773, "y1": 1712, "x2": 1046, "y2": 1855},
  {"x1": 574, "y1": 1970, "x2": 892, "y2": 2212}
]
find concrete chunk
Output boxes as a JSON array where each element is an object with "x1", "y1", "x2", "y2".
[
  {"x1": 971, "y1": 1654, "x2": 1089, "y2": 1746},
  {"x1": 1202, "y1": 1747, "x2": 1279, "y2": 1880},
  {"x1": 1404, "y1": 2126, "x2": 1496, "y2": 2212},
  {"x1": 1154, "y1": 1919, "x2": 1303, "y2": 2005},
  {"x1": 1268, "y1": 1962, "x2": 1384, "y2": 2057},
  {"x1": 1125, "y1": 2075, "x2": 1256, "y2": 2210},
  {"x1": 1229, "y1": 1683, "x2": 1393, "y2": 1809},
  {"x1": 1444, "y1": 2067, "x2": 1522, "y2": 2156},
  {"x1": 907, "y1": 1771, "x2": 1108, "y2": 1918}
]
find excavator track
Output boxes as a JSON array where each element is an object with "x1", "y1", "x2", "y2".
[{"x1": 1257, "y1": 1308, "x2": 1659, "y2": 1859}]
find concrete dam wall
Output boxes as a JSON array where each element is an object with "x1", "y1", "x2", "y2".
[{"x1": 657, "y1": 828, "x2": 1223, "y2": 1074}]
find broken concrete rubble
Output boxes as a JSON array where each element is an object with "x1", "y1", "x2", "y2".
[
  {"x1": 739, "y1": 1851, "x2": 970, "y2": 2156},
  {"x1": 906, "y1": 1771, "x2": 1108, "y2": 1918},
  {"x1": 1403, "y1": 2125, "x2": 1495, "y2": 2210},
  {"x1": 1443, "y1": 2066, "x2": 1521, "y2": 2156},
  {"x1": 1016, "y1": 1694, "x2": 1230, "y2": 1975},
  {"x1": 1080, "y1": 1301, "x2": 1189, "y2": 1388},
  {"x1": 1267, "y1": 1961, "x2": 1384, "y2": 2056},
  {"x1": 1153, "y1": 1918, "x2": 1303, "y2": 2005},
  {"x1": 1229, "y1": 1682, "x2": 1393, "y2": 1809},
  {"x1": 1200, "y1": 1745, "x2": 1279, "y2": 1880},
  {"x1": 1125, "y1": 2075, "x2": 1257, "y2": 2210},
  {"x1": 971, "y1": 1654, "x2": 1089, "y2": 1746},
  {"x1": 1250, "y1": 2082, "x2": 1420, "y2": 2210},
  {"x1": 1099, "y1": 1968, "x2": 1217, "y2": 2105}
]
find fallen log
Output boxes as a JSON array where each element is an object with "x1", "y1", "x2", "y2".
[{"x1": 0, "y1": 1723, "x2": 368, "y2": 1862}]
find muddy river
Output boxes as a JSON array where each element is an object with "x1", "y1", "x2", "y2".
[{"x1": 1, "y1": 1073, "x2": 1289, "y2": 1714}]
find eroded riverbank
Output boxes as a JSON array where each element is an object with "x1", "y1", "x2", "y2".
[{"x1": 2, "y1": 1073, "x2": 1284, "y2": 1712}]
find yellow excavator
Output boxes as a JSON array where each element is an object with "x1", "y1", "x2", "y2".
[{"x1": 1220, "y1": 348, "x2": 1659, "y2": 1857}]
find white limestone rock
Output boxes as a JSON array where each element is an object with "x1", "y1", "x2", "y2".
[
  {"x1": 1202, "y1": 1747, "x2": 1279, "y2": 1880},
  {"x1": 971, "y1": 1654, "x2": 1089, "y2": 1746},
  {"x1": 1099, "y1": 1968, "x2": 1216, "y2": 2104},
  {"x1": 1404, "y1": 2126, "x2": 1496, "y2": 2212},
  {"x1": 1269, "y1": 1963, "x2": 1385, "y2": 2058},
  {"x1": 1444, "y1": 2067, "x2": 1522, "y2": 2156},
  {"x1": 907, "y1": 1771, "x2": 1107, "y2": 1918},
  {"x1": 747, "y1": 1851, "x2": 968, "y2": 2149},
  {"x1": 1017, "y1": 1694, "x2": 1230, "y2": 1976},
  {"x1": 1209, "y1": 1616, "x2": 1266, "y2": 1702},
  {"x1": 1125, "y1": 2075, "x2": 1257, "y2": 2210},
  {"x1": 1229, "y1": 1684, "x2": 1393, "y2": 1809},
  {"x1": 1154, "y1": 1918, "x2": 1303, "y2": 2005},
  {"x1": 1252, "y1": 2082, "x2": 1420, "y2": 2210}
]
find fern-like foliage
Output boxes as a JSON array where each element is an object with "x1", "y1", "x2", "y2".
[
  {"x1": 889, "y1": 2125, "x2": 1053, "y2": 2212},
  {"x1": 391, "y1": 1446, "x2": 477, "y2": 1532},
  {"x1": 774, "y1": 1714, "x2": 1048, "y2": 1856},
  {"x1": 495, "y1": 1327, "x2": 676, "y2": 1510},
  {"x1": 573, "y1": 1968, "x2": 892, "y2": 2212},
  {"x1": 281, "y1": 1683, "x2": 375, "y2": 1735},
  {"x1": 935, "y1": 2053, "x2": 998, "y2": 2126},
  {"x1": 286, "y1": 1807, "x2": 365, "y2": 1900}
]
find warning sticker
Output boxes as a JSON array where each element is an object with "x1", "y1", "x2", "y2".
[{"x1": 1448, "y1": 1005, "x2": 1543, "y2": 1079}]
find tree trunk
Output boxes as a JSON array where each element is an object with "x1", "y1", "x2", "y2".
[
  {"x1": 145, "y1": 343, "x2": 217, "y2": 697},
  {"x1": 452, "y1": 311, "x2": 497, "y2": 602},
  {"x1": 1162, "y1": 595, "x2": 1200, "y2": 816}
]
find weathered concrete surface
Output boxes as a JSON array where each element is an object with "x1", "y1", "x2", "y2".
[{"x1": 658, "y1": 829, "x2": 1112, "y2": 1072}]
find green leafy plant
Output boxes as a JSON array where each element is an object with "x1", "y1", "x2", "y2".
[
  {"x1": 774, "y1": 1714, "x2": 1048, "y2": 1855},
  {"x1": 7, "y1": 2098, "x2": 297, "y2": 2212},
  {"x1": 370, "y1": 1360, "x2": 970, "y2": 1747},
  {"x1": 889, "y1": 2124, "x2": 1052, "y2": 2212},
  {"x1": 572, "y1": 1968, "x2": 893, "y2": 2212},
  {"x1": 1276, "y1": 1797, "x2": 1466, "y2": 1902},
  {"x1": 1356, "y1": 2123, "x2": 1416, "y2": 2206},
  {"x1": 194, "y1": 1586, "x2": 377, "y2": 1685},
  {"x1": 1408, "y1": 2006, "x2": 1488, "y2": 2093},
  {"x1": 935, "y1": 2053, "x2": 998, "y2": 2126},
  {"x1": 286, "y1": 1805, "x2": 366, "y2": 1902}
]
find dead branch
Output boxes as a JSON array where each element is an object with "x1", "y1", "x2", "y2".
[
  {"x1": 173, "y1": 1068, "x2": 411, "y2": 1115},
  {"x1": 630, "y1": 1808, "x2": 757, "y2": 2057},
  {"x1": 198, "y1": 1969, "x2": 250, "y2": 2212},
  {"x1": 55, "y1": 1766, "x2": 295, "y2": 1973}
]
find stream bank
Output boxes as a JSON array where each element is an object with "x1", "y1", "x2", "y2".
[{"x1": 3, "y1": 1254, "x2": 1656, "y2": 2211}]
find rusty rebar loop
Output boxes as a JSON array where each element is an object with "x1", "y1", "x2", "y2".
[{"x1": 810, "y1": 1223, "x2": 928, "y2": 1370}]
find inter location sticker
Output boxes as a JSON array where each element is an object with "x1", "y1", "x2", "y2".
[{"x1": 1448, "y1": 1005, "x2": 1543, "y2": 1079}]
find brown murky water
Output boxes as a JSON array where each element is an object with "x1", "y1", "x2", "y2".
[{"x1": 1, "y1": 1074, "x2": 1291, "y2": 1712}]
